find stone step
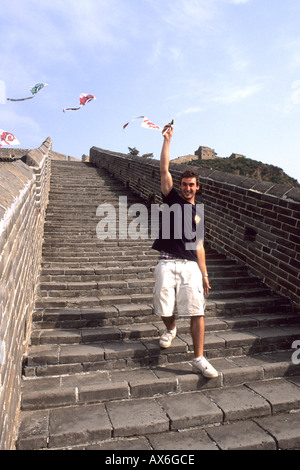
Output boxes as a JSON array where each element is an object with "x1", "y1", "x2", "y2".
[
  {"x1": 16, "y1": 373, "x2": 300, "y2": 450},
  {"x1": 38, "y1": 277, "x2": 262, "y2": 297},
  {"x1": 33, "y1": 293, "x2": 292, "y2": 327},
  {"x1": 31, "y1": 296, "x2": 294, "y2": 331},
  {"x1": 42, "y1": 240, "x2": 156, "y2": 248},
  {"x1": 23, "y1": 320, "x2": 300, "y2": 378},
  {"x1": 40, "y1": 259, "x2": 237, "y2": 270},
  {"x1": 41, "y1": 254, "x2": 159, "y2": 264},
  {"x1": 40, "y1": 259, "x2": 240, "y2": 268},
  {"x1": 20, "y1": 352, "x2": 300, "y2": 411},
  {"x1": 30, "y1": 312, "x2": 300, "y2": 344},
  {"x1": 46, "y1": 195, "x2": 141, "y2": 204},
  {"x1": 40, "y1": 248, "x2": 226, "y2": 257},
  {"x1": 35, "y1": 288, "x2": 275, "y2": 310},
  {"x1": 39, "y1": 269, "x2": 250, "y2": 283}
]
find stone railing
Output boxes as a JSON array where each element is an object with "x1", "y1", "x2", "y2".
[
  {"x1": 90, "y1": 146, "x2": 300, "y2": 309},
  {"x1": 0, "y1": 137, "x2": 52, "y2": 449}
]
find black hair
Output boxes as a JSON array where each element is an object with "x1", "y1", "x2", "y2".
[{"x1": 179, "y1": 170, "x2": 200, "y2": 186}]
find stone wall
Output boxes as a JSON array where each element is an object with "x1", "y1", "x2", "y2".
[
  {"x1": 90, "y1": 146, "x2": 300, "y2": 308},
  {"x1": 0, "y1": 137, "x2": 52, "y2": 449}
]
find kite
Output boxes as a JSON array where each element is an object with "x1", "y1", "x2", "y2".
[
  {"x1": 63, "y1": 93, "x2": 96, "y2": 113},
  {"x1": 7, "y1": 83, "x2": 48, "y2": 102},
  {"x1": 123, "y1": 116, "x2": 146, "y2": 130},
  {"x1": 123, "y1": 116, "x2": 163, "y2": 132},
  {"x1": 0, "y1": 130, "x2": 20, "y2": 147},
  {"x1": 123, "y1": 116, "x2": 174, "y2": 135}
]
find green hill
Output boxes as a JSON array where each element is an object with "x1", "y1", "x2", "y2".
[{"x1": 187, "y1": 156, "x2": 300, "y2": 187}]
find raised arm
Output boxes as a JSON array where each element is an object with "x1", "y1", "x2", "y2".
[{"x1": 160, "y1": 124, "x2": 174, "y2": 197}]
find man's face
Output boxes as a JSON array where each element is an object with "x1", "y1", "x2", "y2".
[{"x1": 179, "y1": 177, "x2": 199, "y2": 203}]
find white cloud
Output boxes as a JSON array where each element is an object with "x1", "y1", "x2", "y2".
[
  {"x1": 290, "y1": 80, "x2": 300, "y2": 105},
  {"x1": 175, "y1": 107, "x2": 203, "y2": 117},
  {"x1": 149, "y1": 0, "x2": 219, "y2": 33},
  {"x1": 45, "y1": 0, "x2": 128, "y2": 47},
  {"x1": 0, "y1": 107, "x2": 41, "y2": 136},
  {"x1": 0, "y1": 82, "x2": 6, "y2": 104},
  {"x1": 228, "y1": 0, "x2": 251, "y2": 4},
  {"x1": 167, "y1": 77, "x2": 262, "y2": 108},
  {"x1": 225, "y1": 43, "x2": 251, "y2": 72},
  {"x1": 1, "y1": 0, "x2": 131, "y2": 71},
  {"x1": 212, "y1": 84, "x2": 262, "y2": 104}
]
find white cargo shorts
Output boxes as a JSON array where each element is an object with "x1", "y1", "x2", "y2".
[{"x1": 153, "y1": 259, "x2": 206, "y2": 318}]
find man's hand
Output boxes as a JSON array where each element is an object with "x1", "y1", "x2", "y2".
[
  {"x1": 203, "y1": 276, "x2": 211, "y2": 296},
  {"x1": 162, "y1": 122, "x2": 174, "y2": 141}
]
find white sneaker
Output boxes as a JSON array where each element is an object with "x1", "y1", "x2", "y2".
[
  {"x1": 192, "y1": 356, "x2": 218, "y2": 378},
  {"x1": 159, "y1": 327, "x2": 177, "y2": 348}
]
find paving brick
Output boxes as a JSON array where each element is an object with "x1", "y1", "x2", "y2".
[
  {"x1": 16, "y1": 410, "x2": 50, "y2": 450},
  {"x1": 246, "y1": 378, "x2": 300, "y2": 413},
  {"x1": 178, "y1": 370, "x2": 222, "y2": 392},
  {"x1": 222, "y1": 365, "x2": 264, "y2": 386},
  {"x1": 157, "y1": 391, "x2": 223, "y2": 430},
  {"x1": 49, "y1": 404, "x2": 111, "y2": 448},
  {"x1": 86, "y1": 437, "x2": 151, "y2": 450},
  {"x1": 109, "y1": 368, "x2": 157, "y2": 383},
  {"x1": 255, "y1": 412, "x2": 300, "y2": 450},
  {"x1": 106, "y1": 398, "x2": 169, "y2": 437},
  {"x1": 206, "y1": 421, "x2": 276, "y2": 450},
  {"x1": 130, "y1": 377, "x2": 177, "y2": 398},
  {"x1": 148, "y1": 428, "x2": 218, "y2": 451},
  {"x1": 22, "y1": 387, "x2": 76, "y2": 410},
  {"x1": 215, "y1": 330, "x2": 258, "y2": 347},
  {"x1": 78, "y1": 382, "x2": 129, "y2": 404},
  {"x1": 59, "y1": 344, "x2": 105, "y2": 364},
  {"x1": 204, "y1": 385, "x2": 271, "y2": 421},
  {"x1": 27, "y1": 345, "x2": 59, "y2": 366},
  {"x1": 103, "y1": 340, "x2": 147, "y2": 360}
]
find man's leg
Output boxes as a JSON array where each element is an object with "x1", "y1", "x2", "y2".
[
  {"x1": 190, "y1": 315, "x2": 218, "y2": 378},
  {"x1": 190, "y1": 315, "x2": 205, "y2": 358},
  {"x1": 159, "y1": 314, "x2": 177, "y2": 349},
  {"x1": 153, "y1": 261, "x2": 177, "y2": 348},
  {"x1": 162, "y1": 315, "x2": 176, "y2": 332}
]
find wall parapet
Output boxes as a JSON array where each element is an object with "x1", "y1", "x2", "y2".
[
  {"x1": 90, "y1": 146, "x2": 300, "y2": 307},
  {"x1": 0, "y1": 137, "x2": 52, "y2": 449}
]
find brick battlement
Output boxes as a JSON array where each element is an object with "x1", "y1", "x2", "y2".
[
  {"x1": 90, "y1": 147, "x2": 300, "y2": 307},
  {"x1": 0, "y1": 138, "x2": 52, "y2": 449}
]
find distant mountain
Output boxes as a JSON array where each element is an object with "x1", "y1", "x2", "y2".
[{"x1": 186, "y1": 155, "x2": 300, "y2": 188}]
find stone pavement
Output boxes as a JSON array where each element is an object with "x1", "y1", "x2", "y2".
[{"x1": 16, "y1": 160, "x2": 300, "y2": 450}]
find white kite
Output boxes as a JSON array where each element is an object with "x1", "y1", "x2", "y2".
[
  {"x1": 123, "y1": 116, "x2": 174, "y2": 135},
  {"x1": 123, "y1": 116, "x2": 162, "y2": 132},
  {"x1": 0, "y1": 130, "x2": 20, "y2": 147}
]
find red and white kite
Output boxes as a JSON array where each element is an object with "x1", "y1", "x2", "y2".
[
  {"x1": 123, "y1": 116, "x2": 145, "y2": 130},
  {"x1": 123, "y1": 116, "x2": 163, "y2": 132},
  {"x1": 0, "y1": 130, "x2": 20, "y2": 147},
  {"x1": 63, "y1": 93, "x2": 96, "y2": 112}
]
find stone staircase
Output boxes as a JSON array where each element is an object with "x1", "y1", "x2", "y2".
[{"x1": 16, "y1": 160, "x2": 300, "y2": 450}]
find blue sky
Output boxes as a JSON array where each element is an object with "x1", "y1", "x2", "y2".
[{"x1": 1, "y1": 0, "x2": 300, "y2": 183}]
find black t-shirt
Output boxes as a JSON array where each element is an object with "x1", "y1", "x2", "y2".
[{"x1": 152, "y1": 188, "x2": 204, "y2": 262}]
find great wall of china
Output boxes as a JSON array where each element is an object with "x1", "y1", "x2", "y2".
[{"x1": 0, "y1": 138, "x2": 299, "y2": 450}]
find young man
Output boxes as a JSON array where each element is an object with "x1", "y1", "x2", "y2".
[{"x1": 152, "y1": 123, "x2": 218, "y2": 378}]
